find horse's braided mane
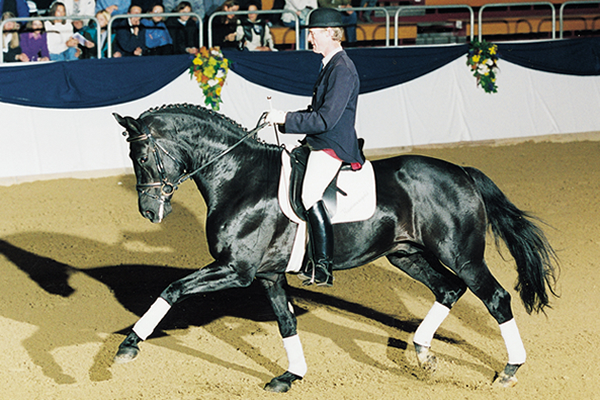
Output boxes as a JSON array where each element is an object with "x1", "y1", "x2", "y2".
[
  {"x1": 139, "y1": 103, "x2": 279, "y2": 151},
  {"x1": 141, "y1": 103, "x2": 246, "y2": 132},
  {"x1": 140, "y1": 103, "x2": 280, "y2": 150}
]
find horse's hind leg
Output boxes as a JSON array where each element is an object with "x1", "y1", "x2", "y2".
[
  {"x1": 257, "y1": 274, "x2": 306, "y2": 393},
  {"x1": 387, "y1": 253, "x2": 467, "y2": 372},
  {"x1": 453, "y1": 258, "x2": 526, "y2": 387}
]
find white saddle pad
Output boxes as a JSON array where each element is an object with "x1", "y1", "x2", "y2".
[{"x1": 278, "y1": 150, "x2": 377, "y2": 272}]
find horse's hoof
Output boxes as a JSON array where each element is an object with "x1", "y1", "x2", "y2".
[
  {"x1": 493, "y1": 364, "x2": 521, "y2": 388},
  {"x1": 263, "y1": 371, "x2": 302, "y2": 393},
  {"x1": 414, "y1": 343, "x2": 437, "y2": 373},
  {"x1": 114, "y1": 332, "x2": 142, "y2": 364},
  {"x1": 114, "y1": 344, "x2": 139, "y2": 364}
]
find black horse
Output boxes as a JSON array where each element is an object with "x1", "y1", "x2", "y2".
[{"x1": 113, "y1": 104, "x2": 557, "y2": 392}]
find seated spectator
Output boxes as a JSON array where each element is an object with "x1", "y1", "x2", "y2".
[
  {"x1": 236, "y1": 1, "x2": 276, "y2": 51},
  {"x1": 165, "y1": 0, "x2": 199, "y2": 55},
  {"x1": 280, "y1": 0, "x2": 316, "y2": 49},
  {"x1": 45, "y1": 1, "x2": 85, "y2": 61},
  {"x1": 95, "y1": 0, "x2": 131, "y2": 15},
  {"x1": 79, "y1": 9, "x2": 116, "y2": 58},
  {"x1": 0, "y1": 0, "x2": 30, "y2": 18},
  {"x1": 19, "y1": 18, "x2": 50, "y2": 61},
  {"x1": 212, "y1": 0, "x2": 241, "y2": 49},
  {"x1": 317, "y1": 0, "x2": 356, "y2": 46},
  {"x1": 113, "y1": 4, "x2": 146, "y2": 56},
  {"x1": 61, "y1": 0, "x2": 96, "y2": 30},
  {"x1": 142, "y1": 3, "x2": 174, "y2": 55},
  {"x1": 2, "y1": 11, "x2": 29, "y2": 62}
]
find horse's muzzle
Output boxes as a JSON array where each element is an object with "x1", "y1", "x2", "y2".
[{"x1": 139, "y1": 198, "x2": 172, "y2": 223}]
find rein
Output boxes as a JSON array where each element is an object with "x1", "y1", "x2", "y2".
[{"x1": 127, "y1": 113, "x2": 269, "y2": 201}]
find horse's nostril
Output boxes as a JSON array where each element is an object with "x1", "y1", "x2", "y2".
[{"x1": 144, "y1": 210, "x2": 155, "y2": 220}]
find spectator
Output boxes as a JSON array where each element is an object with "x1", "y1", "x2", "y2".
[
  {"x1": 317, "y1": 0, "x2": 355, "y2": 46},
  {"x1": 19, "y1": 18, "x2": 50, "y2": 61},
  {"x1": 79, "y1": 9, "x2": 116, "y2": 58},
  {"x1": 236, "y1": 1, "x2": 276, "y2": 51},
  {"x1": 95, "y1": 0, "x2": 130, "y2": 15},
  {"x1": 45, "y1": 1, "x2": 85, "y2": 60},
  {"x1": 0, "y1": 0, "x2": 30, "y2": 18},
  {"x1": 61, "y1": 0, "x2": 96, "y2": 30},
  {"x1": 113, "y1": 4, "x2": 146, "y2": 55},
  {"x1": 165, "y1": 0, "x2": 198, "y2": 54},
  {"x1": 280, "y1": 0, "x2": 316, "y2": 49},
  {"x1": 2, "y1": 11, "x2": 29, "y2": 61},
  {"x1": 211, "y1": 0, "x2": 240, "y2": 48},
  {"x1": 142, "y1": 3, "x2": 173, "y2": 55}
]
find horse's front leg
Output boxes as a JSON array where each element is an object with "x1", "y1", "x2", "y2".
[
  {"x1": 257, "y1": 274, "x2": 306, "y2": 393},
  {"x1": 114, "y1": 262, "x2": 254, "y2": 363}
]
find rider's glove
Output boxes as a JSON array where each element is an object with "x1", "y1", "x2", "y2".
[{"x1": 266, "y1": 109, "x2": 287, "y2": 125}]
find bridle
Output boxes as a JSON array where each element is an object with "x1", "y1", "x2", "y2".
[{"x1": 125, "y1": 113, "x2": 270, "y2": 204}]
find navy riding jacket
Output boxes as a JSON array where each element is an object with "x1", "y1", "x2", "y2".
[{"x1": 283, "y1": 50, "x2": 364, "y2": 166}]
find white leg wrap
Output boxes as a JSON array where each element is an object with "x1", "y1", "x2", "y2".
[
  {"x1": 499, "y1": 319, "x2": 526, "y2": 365},
  {"x1": 413, "y1": 302, "x2": 450, "y2": 347},
  {"x1": 283, "y1": 334, "x2": 307, "y2": 377},
  {"x1": 132, "y1": 297, "x2": 172, "y2": 341}
]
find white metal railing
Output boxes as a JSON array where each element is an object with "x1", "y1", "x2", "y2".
[
  {"x1": 107, "y1": 12, "x2": 203, "y2": 58},
  {"x1": 559, "y1": 0, "x2": 600, "y2": 38},
  {"x1": 1, "y1": 15, "x2": 99, "y2": 63},
  {"x1": 478, "y1": 2, "x2": 556, "y2": 41},
  {"x1": 207, "y1": 9, "x2": 299, "y2": 48}
]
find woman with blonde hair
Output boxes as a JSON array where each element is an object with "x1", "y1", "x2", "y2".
[
  {"x1": 79, "y1": 10, "x2": 116, "y2": 58},
  {"x1": 2, "y1": 11, "x2": 29, "y2": 62}
]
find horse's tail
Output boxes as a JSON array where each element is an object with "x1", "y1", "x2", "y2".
[{"x1": 464, "y1": 167, "x2": 559, "y2": 314}]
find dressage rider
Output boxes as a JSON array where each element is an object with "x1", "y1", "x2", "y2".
[{"x1": 267, "y1": 8, "x2": 364, "y2": 287}]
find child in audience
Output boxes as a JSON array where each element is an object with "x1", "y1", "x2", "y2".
[
  {"x1": 165, "y1": 1, "x2": 199, "y2": 55},
  {"x1": 19, "y1": 18, "x2": 50, "y2": 61}
]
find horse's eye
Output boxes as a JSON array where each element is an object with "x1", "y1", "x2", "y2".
[{"x1": 139, "y1": 156, "x2": 148, "y2": 164}]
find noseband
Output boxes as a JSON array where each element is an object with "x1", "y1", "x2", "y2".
[{"x1": 125, "y1": 113, "x2": 269, "y2": 203}]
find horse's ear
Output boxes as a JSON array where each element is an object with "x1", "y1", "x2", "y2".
[{"x1": 113, "y1": 113, "x2": 143, "y2": 136}]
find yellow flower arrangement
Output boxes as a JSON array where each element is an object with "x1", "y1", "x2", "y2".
[
  {"x1": 467, "y1": 40, "x2": 499, "y2": 94},
  {"x1": 189, "y1": 47, "x2": 229, "y2": 111}
]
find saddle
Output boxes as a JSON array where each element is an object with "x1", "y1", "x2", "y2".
[
  {"x1": 278, "y1": 142, "x2": 377, "y2": 273},
  {"x1": 288, "y1": 143, "x2": 347, "y2": 220}
]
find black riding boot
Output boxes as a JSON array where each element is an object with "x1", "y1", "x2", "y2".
[{"x1": 301, "y1": 200, "x2": 334, "y2": 287}]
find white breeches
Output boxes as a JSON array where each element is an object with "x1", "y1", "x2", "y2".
[{"x1": 301, "y1": 150, "x2": 343, "y2": 210}]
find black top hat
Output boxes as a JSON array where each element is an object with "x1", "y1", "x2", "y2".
[{"x1": 306, "y1": 8, "x2": 344, "y2": 28}]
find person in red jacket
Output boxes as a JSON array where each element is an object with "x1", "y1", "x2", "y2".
[{"x1": 267, "y1": 8, "x2": 364, "y2": 287}]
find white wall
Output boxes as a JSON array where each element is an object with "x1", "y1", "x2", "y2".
[{"x1": 2, "y1": 56, "x2": 600, "y2": 185}]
